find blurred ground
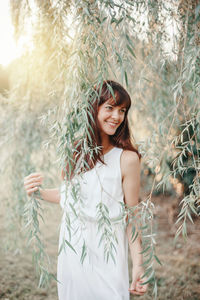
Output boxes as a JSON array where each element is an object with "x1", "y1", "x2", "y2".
[{"x1": 0, "y1": 194, "x2": 199, "y2": 300}]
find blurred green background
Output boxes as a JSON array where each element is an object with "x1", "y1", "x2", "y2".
[{"x1": 0, "y1": 1, "x2": 199, "y2": 299}]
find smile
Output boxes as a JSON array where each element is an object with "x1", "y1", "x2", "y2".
[{"x1": 106, "y1": 121, "x2": 119, "y2": 127}]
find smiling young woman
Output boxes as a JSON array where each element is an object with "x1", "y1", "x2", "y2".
[
  {"x1": 24, "y1": 80, "x2": 148, "y2": 300},
  {"x1": 97, "y1": 100, "x2": 127, "y2": 137}
]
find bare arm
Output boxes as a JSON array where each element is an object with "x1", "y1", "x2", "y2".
[
  {"x1": 24, "y1": 172, "x2": 60, "y2": 204},
  {"x1": 121, "y1": 150, "x2": 148, "y2": 296},
  {"x1": 38, "y1": 188, "x2": 60, "y2": 204}
]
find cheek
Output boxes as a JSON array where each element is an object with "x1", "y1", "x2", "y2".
[
  {"x1": 97, "y1": 109, "x2": 108, "y2": 122},
  {"x1": 97, "y1": 110, "x2": 105, "y2": 128},
  {"x1": 97, "y1": 111, "x2": 102, "y2": 124},
  {"x1": 119, "y1": 116, "x2": 126, "y2": 128},
  {"x1": 119, "y1": 114, "x2": 125, "y2": 123}
]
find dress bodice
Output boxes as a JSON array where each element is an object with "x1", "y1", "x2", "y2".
[{"x1": 60, "y1": 147, "x2": 125, "y2": 221}]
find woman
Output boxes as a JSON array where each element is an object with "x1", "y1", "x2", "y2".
[{"x1": 24, "y1": 80, "x2": 148, "y2": 299}]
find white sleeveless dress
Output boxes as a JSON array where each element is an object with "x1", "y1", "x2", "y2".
[{"x1": 57, "y1": 147, "x2": 130, "y2": 300}]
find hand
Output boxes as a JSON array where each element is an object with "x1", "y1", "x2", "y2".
[
  {"x1": 24, "y1": 172, "x2": 43, "y2": 197},
  {"x1": 129, "y1": 266, "x2": 148, "y2": 296}
]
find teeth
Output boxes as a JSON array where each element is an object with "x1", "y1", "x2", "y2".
[{"x1": 107, "y1": 122, "x2": 118, "y2": 126}]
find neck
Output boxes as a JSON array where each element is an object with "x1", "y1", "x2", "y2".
[{"x1": 100, "y1": 133, "x2": 113, "y2": 154}]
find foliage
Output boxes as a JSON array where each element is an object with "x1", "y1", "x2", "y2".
[
  {"x1": 23, "y1": 189, "x2": 57, "y2": 287},
  {"x1": 0, "y1": 0, "x2": 199, "y2": 298}
]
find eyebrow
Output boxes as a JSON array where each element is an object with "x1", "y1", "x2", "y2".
[{"x1": 106, "y1": 100, "x2": 127, "y2": 108}]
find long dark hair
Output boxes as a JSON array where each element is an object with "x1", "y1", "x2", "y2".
[{"x1": 63, "y1": 80, "x2": 141, "y2": 179}]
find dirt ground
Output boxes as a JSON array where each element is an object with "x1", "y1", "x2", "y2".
[{"x1": 0, "y1": 195, "x2": 199, "y2": 300}]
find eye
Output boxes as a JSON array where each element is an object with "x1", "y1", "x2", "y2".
[
  {"x1": 120, "y1": 108, "x2": 126, "y2": 113},
  {"x1": 105, "y1": 105, "x2": 113, "y2": 110}
]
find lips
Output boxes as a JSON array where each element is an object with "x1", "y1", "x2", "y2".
[{"x1": 106, "y1": 121, "x2": 119, "y2": 128}]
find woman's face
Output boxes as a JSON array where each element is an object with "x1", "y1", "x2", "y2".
[{"x1": 97, "y1": 99, "x2": 127, "y2": 136}]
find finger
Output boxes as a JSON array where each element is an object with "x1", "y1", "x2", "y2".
[
  {"x1": 24, "y1": 173, "x2": 43, "y2": 181},
  {"x1": 129, "y1": 282, "x2": 148, "y2": 295},
  {"x1": 25, "y1": 185, "x2": 41, "y2": 194},
  {"x1": 28, "y1": 172, "x2": 42, "y2": 177},
  {"x1": 129, "y1": 290, "x2": 145, "y2": 296},
  {"x1": 24, "y1": 181, "x2": 42, "y2": 190},
  {"x1": 24, "y1": 174, "x2": 43, "y2": 182},
  {"x1": 138, "y1": 280, "x2": 148, "y2": 291},
  {"x1": 24, "y1": 178, "x2": 43, "y2": 187},
  {"x1": 137, "y1": 281, "x2": 148, "y2": 290},
  {"x1": 24, "y1": 179, "x2": 41, "y2": 187},
  {"x1": 136, "y1": 286, "x2": 147, "y2": 293},
  {"x1": 27, "y1": 186, "x2": 39, "y2": 196},
  {"x1": 140, "y1": 285, "x2": 148, "y2": 292},
  {"x1": 24, "y1": 178, "x2": 42, "y2": 187},
  {"x1": 129, "y1": 280, "x2": 136, "y2": 291}
]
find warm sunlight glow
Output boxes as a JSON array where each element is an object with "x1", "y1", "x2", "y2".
[
  {"x1": 0, "y1": 2, "x2": 19, "y2": 66},
  {"x1": 0, "y1": 2, "x2": 34, "y2": 67}
]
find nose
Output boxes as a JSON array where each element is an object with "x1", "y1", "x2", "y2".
[{"x1": 111, "y1": 109, "x2": 120, "y2": 120}]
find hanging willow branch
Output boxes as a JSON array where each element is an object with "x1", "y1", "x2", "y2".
[
  {"x1": 23, "y1": 190, "x2": 56, "y2": 287},
  {"x1": 1, "y1": 0, "x2": 198, "y2": 298}
]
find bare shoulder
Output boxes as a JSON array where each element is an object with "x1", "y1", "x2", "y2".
[
  {"x1": 121, "y1": 150, "x2": 140, "y2": 178},
  {"x1": 121, "y1": 150, "x2": 140, "y2": 167}
]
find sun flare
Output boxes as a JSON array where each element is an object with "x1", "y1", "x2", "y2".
[{"x1": 0, "y1": 2, "x2": 23, "y2": 66}]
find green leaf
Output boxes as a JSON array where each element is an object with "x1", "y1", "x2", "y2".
[
  {"x1": 141, "y1": 266, "x2": 153, "y2": 279},
  {"x1": 140, "y1": 245, "x2": 151, "y2": 255},
  {"x1": 142, "y1": 252, "x2": 153, "y2": 266},
  {"x1": 58, "y1": 240, "x2": 65, "y2": 256},
  {"x1": 154, "y1": 254, "x2": 162, "y2": 266},
  {"x1": 69, "y1": 203, "x2": 78, "y2": 217},
  {"x1": 80, "y1": 241, "x2": 87, "y2": 264},
  {"x1": 126, "y1": 44, "x2": 136, "y2": 58},
  {"x1": 141, "y1": 270, "x2": 155, "y2": 285},
  {"x1": 124, "y1": 71, "x2": 128, "y2": 87},
  {"x1": 110, "y1": 250, "x2": 116, "y2": 264},
  {"x1": 65, "y1": 240, "x2": 77, "y2": 254},
  {"x1": 131, "y1": 231, "x2": 138, "y2": 243}
]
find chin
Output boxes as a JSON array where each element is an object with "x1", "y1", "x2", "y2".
[
  {"x1": 105, "y1": 129, "x2": 117, "y2": 136},
  {"x1": 100, "y1": 124, "x2": 119, "y2": 136}
]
